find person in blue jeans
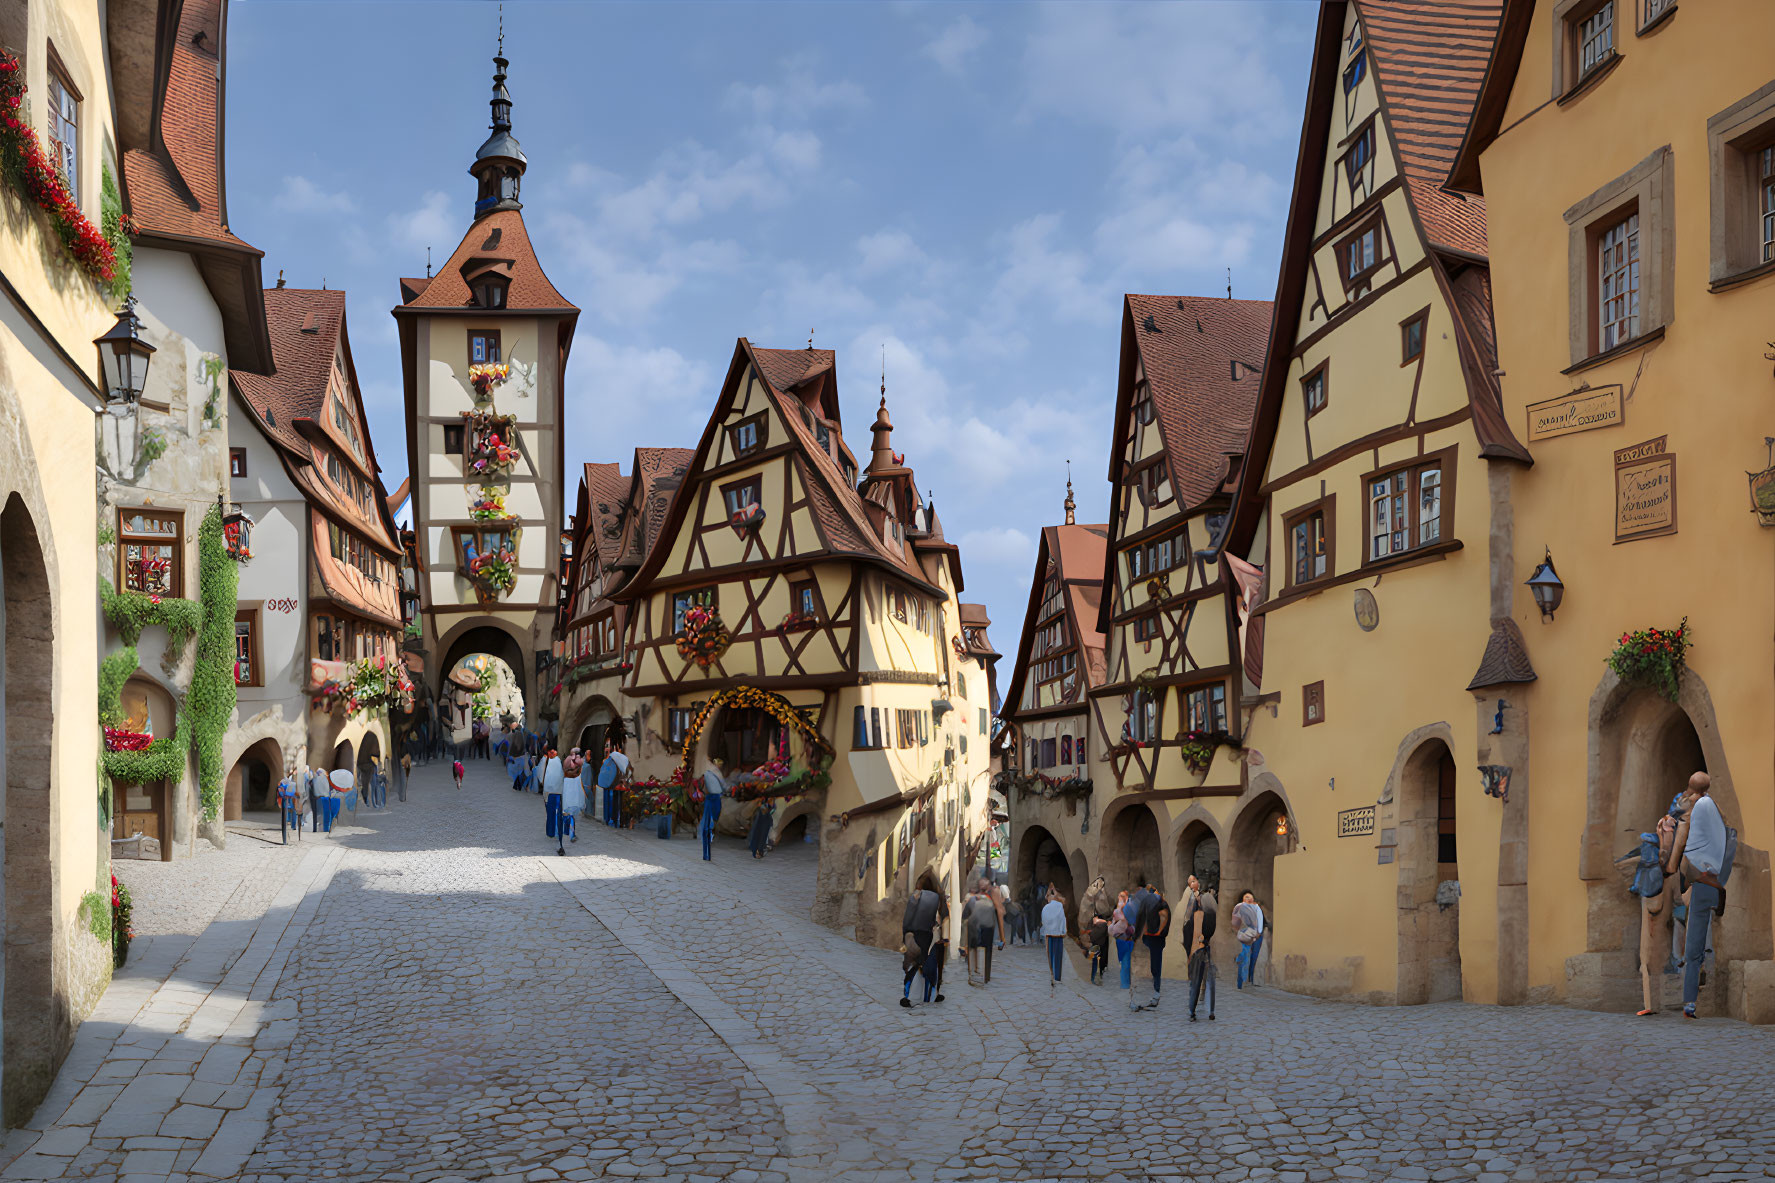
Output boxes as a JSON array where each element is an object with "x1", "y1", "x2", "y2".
[
  {"x1": 1040, "y1": 888, "x2": 1068, "y2": 991},
  {"x1": 596, "y1": 739, "x2": 630, "y2": 828},
  {"x1": 1110, "y1": 890, "x2": 1134, "y2": 990},
  {"x1": 699, "y1": 756, "x2": 732, "y2": 861},
  {"x1": 1233, "y1": 891, "x2": 1266, "y2": 988},
  {"x1": 1669, "y1": 771, "x2": 1730, "y2": 1018}
]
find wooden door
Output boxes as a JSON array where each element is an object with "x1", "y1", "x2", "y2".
[{"x1": 114, "y1": 781, "x2": 169, "y2": 860}]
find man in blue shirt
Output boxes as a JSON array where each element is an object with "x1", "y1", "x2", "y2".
[
  {"x1": 596, "y1": 738, "x2": 630, "y2": 828},
  {"x1": 1668, "y1": 771, "x2": 1729, "y2": 1018}
]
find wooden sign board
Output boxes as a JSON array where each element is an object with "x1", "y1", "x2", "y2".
[
  {"x1": 1524, "y1": 385, "x2": 1623, "y2": 441},
  {"x1": 1614, "y1": 435, "x2": 1677, "y2": 543},
  {"x1": 1337, "y1": 805, "x2": 1376, "y2": 838}
]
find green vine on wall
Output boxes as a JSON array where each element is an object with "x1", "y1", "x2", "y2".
[
  {"x1": 100, "y1": 164, "x2": 132, "y2": 303},
  {"x1": 80, "y1": 889, "x2": 111, "y2": 947},
  {"x1": 198, "y1": 354, "x2": 224, "y2": 429},
  {"x1": 101, "y1": 579, "x2": 199, "y2": 665},
  {"x1": 138, "y1": 430, "x2": 167, "y2": 468},
  {"x1": 191, "y1": 505, "x2": 237, "y2": 822}
]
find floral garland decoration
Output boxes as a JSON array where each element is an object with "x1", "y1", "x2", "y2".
[
  {"x1": 467, "y1": 547, "x2": 518, "y2": 595},
  {"x1": 468, "y1": 362, "x2": 511, "y2": 400},
  {"x1": 0, "y1": 53, "x2": 117, "y2": 285},
  {"x1": 674, "y1": 605, "x2": 732, "y2": 669},
  {"x1": 1180, "y1": 730, "x2": 1216, "y2": 775},
  {"x1": 779, "y1": 609, "x2": 818, "y2": 632},
  {"x1": 1607, "y1": 618, "x2": 1690, "y2": 703},
  {"x1": 469, "y1": 487, "x2": 514, "y2": 522},
  {"x1": 673, "y1": 685, "x2": 833, "y2": 784}
]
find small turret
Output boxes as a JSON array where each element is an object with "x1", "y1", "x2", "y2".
[{"x1": 470, "y1": 26, "x2": 527, "y2": 221}]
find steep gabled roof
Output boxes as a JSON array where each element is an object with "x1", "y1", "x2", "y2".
[
  {"x1": 1354, "y1": 0, "x2": 1500, "y2": 257},
  {"x1": 1002, "y1": 522, "x2": 1111, "y2": 719},
  {"x1": 614, "y1": 447, "x2": 696, "y2": 573},
  {"x1": 117, "y1": 0, "x2": 271, "y2": 372},
  {"x1": 1447, "y1": 0, "x2": 1538, "y2": 195},
  {"x1": 394, "y1": 209, "x2": 577, "y2": 313},
  {"x1": 581, "y1": 461, "x2": 631, "y2": 570}
]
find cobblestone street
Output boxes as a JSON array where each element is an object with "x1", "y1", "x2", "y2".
[{"x1": 5, "y1": 759, "x2": 1775, "y2": 1182}]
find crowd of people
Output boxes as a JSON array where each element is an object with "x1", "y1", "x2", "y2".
[
  {"x1": 1628, "y1": 770, "x2": 1736, "y2": 1019},
  {"x1": 899, "y1": 870, "x2": 1269, "y2": 1018}
]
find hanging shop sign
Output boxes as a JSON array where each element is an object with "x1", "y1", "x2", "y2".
[
  {"x1": 1524, "y1": 385, "x2": 1623, "y2": 442},
  {"x1": 1614, "y1": 435, "x2": 1677, "y2": 543},
  {"x1": 1748, "y1": 465, "x2": 1775, "y2": 527}
]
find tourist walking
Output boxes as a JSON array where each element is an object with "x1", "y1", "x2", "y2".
[
  {"x1": 1041, "y1": 888, "x2": 1068, "y2": 991},
  {"x1": 1131, "y1": 877, "x2": 1170, "y2": 1012},
  {"x1": 1110, "y1": 890, "x2": 1133, "y2": 990},
  {"x1": 900, "y1": 879, "x2": 948, "y2": 1007},
  {"x1": 1233, "y1": 891, "x2": 1266, "y2": 988},
  {"x1": 452, "y1": 757, "x2": 464, "y2": 790},
  {"x1": 699, "y1": 755, "x2": 731, "y2": 861},
  {"x1": 541, "y1": 748, "x2": 565, "y2": 850},
  {"x1": 747, "y1": 799, "x2": 775, "y2": 859},
  {"x1": 1188, "y1": 888, "x2": 1218, "y2": 1022},
  {"x1": 963, "y1": 878, "x2": 1003, "y2": 986},
  {"x1": 306, "y1": 766, "x2": 323, "y2": 831},
  {"x1": 1668, "y1": 771, "x2": 1733, "y2": 1019},
  {"x1": 1085, "y1": 908, "x2": 1110, "y2": 986},
  {"x1": 560, "y1": 750, "x2": 586, "y2": 845},
  {"x1": 597, "y1": 738, "x2": 631, "y2": 827}
]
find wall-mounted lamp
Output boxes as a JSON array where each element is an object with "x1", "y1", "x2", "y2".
[
  {"x1": 1525, "y1": 548, "x2": 1564, "y2": 621},
  {"x1": 1274, "y1": 813, "x2": 1289, "y2": 837},
  {"x1": 95, "y1": 294, "x2": 155, "y2": 406}
]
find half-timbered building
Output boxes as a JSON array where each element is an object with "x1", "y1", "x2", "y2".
[
  {"x1": 998, "y1": 483, "x2": 1109, "y2": 932},
  {"x1": 1222, "y1": 0, "x2": 1533, "y2": 1007},
  {"x1": 606, "y1": 341, "x2": 994, "y2": 947}
]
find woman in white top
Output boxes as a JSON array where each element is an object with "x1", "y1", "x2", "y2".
[{"x1": 1040, "y1": 889, "x2": 1068, "y2": 990}]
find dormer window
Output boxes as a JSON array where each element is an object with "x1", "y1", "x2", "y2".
[{"x1": 474, "y1": 277, "x2": 509, "y2": 309}]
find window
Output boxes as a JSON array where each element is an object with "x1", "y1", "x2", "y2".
[
  {"x1": 1033, "y1": 652, "x2": 1076, "y2": 686},
  {"x1": 1077, "y1": 734, "x2": 1086, "y2": 764},
  {"x1": 47, "y1": 62, "x2": 79, "y2": 203},
  {"x1": 721, "y1": 477, "x2": 761, "y2": 517},
  {"x1": 325, "y1": 451, "x2": 344, "y2": 488},
  {"x1": 592, "y1": 611, "x2": 618, "y2": 657},
  {"x1": 978, "y1": 707, "x2": 988, "y2": 737},
  {"x1": 468, "y1": 330, "x2": 502, "y2": 364},
  {"x1": 1040, "y1": 738, "x2": 1056, "y2": 767},
  {"x1": 1343, "y1": 51, "x2": 1365, "y2": 94},
  {"x1": 671, "y1": 587, "x2": 714, "y2": 633},
  {"x1": 1133, "y1": 614, "x2": 1160, "y2": 643},
  {"x1": 1438, "y1": 754, "x2": 1458, "y2": 864},
  {"x1": 1344, "y1": 123, "x2": 1374, "y2": 189},
  {"x1": 728, "y1": 413, "x2": 768, "y2": 459},
  {"x1": 887, "y1": 585, "x2": 908, "y2": 624},
  {"x1": 1339, "y1": 220, "x2": 1382, "y2": 288},
  {"x1": 1285, "y1": 501, "x2": 1331, "y2": 588},
  {"x1": 1401, "y1": 312, "x2": 1427, "y2": 363},
  {"x1": 444, "y1": 425, "x2": 465, "y2": 455},
  {"x1": 1302, "y1": 362, "x2": 1328, "y2": 417},
  {"x1": 234, "y1": 610, "x2": 260, "y2": 687},
  {"x1": 1577, "y1": 3, "x2": 1614, "y2": 78},
  {"x1": 119, "y1": 509, "x2": 183, "y2": 596},
  {"x1": 229, "y1": 447, "x2": 247, "y2": 478},
  {"x1": 668, "y1": 707, "x2": 697, "y2": 749},
  {"x1": 1133, "y1": 460, "x2": 1172, "y2": 508},
  {"x1": 1186, "y1": 684, "x2": 1227, "y2": 734},
  {"x1": 1706, "y1": 85, "x2": 1775, "y2": 285},
  {"x1": 914, "y1": 598, "x2": 930, "y2": 634},
  {"x1": 1128, "y1": 688, "x2": 1159, "y2": 743},
  {"x1": 453, "y1": 526, "x2": 513, "y2": 573},
  {"x1": 871, "y1": 707, "x2": 883, "y2": 749},
  {"x1": 1367, "y1": 459, "x2": 1445, "y2": 562},
  {"x1": 789, "y1": 578, "x2": 820, "y2": 619},
  {"x1": 1640, "y1": 0, "x2": 1672, "y2": 27},
  {"x1": 1597, "y1": 212, "x2": 1640, "y2": 351},
  {"x1": 473, "y1": 278, "x2": 508, "y2": 309},
  {"x1": 316, "y1": 615, "x2": 334, "y2": 662},
  {"x1": 1303, "y1": 680, "x2": 1326, "y2": 726},
  {"x1": 852, "y1": 706, "x2": 870, "y2": 749},
  {"x1": 1564, "y1": 147, "x2": 1671, "y2": 364},
  {"x1": 1131, "y1": 380, "x2": 1155, "y2": 426},
  {"x1": 1059, "y1": 735, "x2": 1074, "y2": 765}
]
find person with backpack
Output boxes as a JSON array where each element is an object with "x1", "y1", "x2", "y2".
[
  {"x1": 698, "y1": 755, "x2": 732, "y2": 861},
  {"x1": 1136, "y1": 878, "x2": 1171, "y2": 1012},
  {"x1": 597, "y1": 738, "x2": 631, "y2": 828},
  {"x1": 899, "y1": 879, "x2": 948, "y2": 1007},
  {"x1": 1233, "y1": 891, "x2": 1266, "y2": 989},
  {"x1": 1628, "y1": 812, "x2": 1677, "y2": 1016},
  {"x1": 1667, "y1": 771, "x2": 1735, "y2": 1019}
]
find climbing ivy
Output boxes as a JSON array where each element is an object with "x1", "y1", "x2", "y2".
[
  {"x1": 100, "y1": 579, "x2": 199, "y2": 662},
  {"x1": 80, "y1": 889, "x2": 111, "y2": 947},
  {"x1": 190, "y1": 506, "x2": 236, "y2": 821},
  {"x1": 97, "y1": 644, "x2": 136, "y2": 726},
  {"x1": 198, "y1": 354, "x2": 224, "y2": 429},
  {"x1": 138, "y1": 430, "x2": 166, "y2": 467},
  {"x1": 101, "y1": 701, "x2": 189, "y2": 787},
  {"x1": 99, "y1": 164, "x2": 131, "y2": 303}
]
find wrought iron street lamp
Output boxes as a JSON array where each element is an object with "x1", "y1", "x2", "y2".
[
  {"x1": 94, "y1": 294, "x2": 155, "y2": 405},
  {"x1": 1525, "y1": 548, "x2": 1565, "y2": 621}
]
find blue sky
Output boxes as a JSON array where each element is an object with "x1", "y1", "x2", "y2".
[{"x1": 227, "y1": 0, "x2": 1316, "y2": 646}]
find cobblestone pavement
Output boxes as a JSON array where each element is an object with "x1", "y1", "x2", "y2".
[{"x1": 8, "y1": 758, "x2": 1775, "y2": 1182}]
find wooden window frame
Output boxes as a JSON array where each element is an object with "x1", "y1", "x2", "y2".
[
  {"x1": 1131, "y1": 379, "x2": 1155, "y2": 426},
  {"x1": 1637, "y1": 0, "x2": 1676, "y2": 33},
  {"x1": 229, "y1": 447, "x2": 248, "y2": 478},
  {"x1": 314, "y1": 614, "x2": 335, "y2": 663},
  {"x1": 1039, "y1": 737, "x2": 1057, "y2": 767},
  {"x1": 1301, "y1": 359, "x2": 1329, "y2": 419},
  {"x1": 234, "y1": 607, "x2": 263, "y2": 688},
  {"x1": 452, "y1": 525, "x2": 515, "y2": 574},
  {"x1": 1706, "y1": 82, "x2": 1775, "y2": 286},
  {"x1": 728, "y1": 412, "x2": 769, "y2": 460},
  {"x1": 1551, "y1": 0, "x2": 1620, "y2": 101},
  {"x1": 1594, "y1": 207, "x2": 1641, "y2": 353},
  {"x1": 1360, "y1": 447, "x2": 1456, "y2": 567},
  {"x1": 1128, "y1": 687, "x2": 1161, "y2": 744},
  {"x1": 45, "y1": 46, "x2": 81, "y2": 208},
  {"x1": 1184, "y1": 681, "x2": 1228, "y2": 734},
  {"x1": 472, "y1": 276, "x2": 509, "y2": 310},
  {"x1": 1400, "y1": 309, "x2": 1428, "y2": 365},
  {"x1": 1281, "y1": 495, "x2": 1335, "y2": 591},
  {"x1": 788, "y1": 576, "x2": 823, "y2": 620},
  {"x1": 467, "y1": 328, "x2": 503, "y2": 365},
  {"x1": 671, "y1": 587, "x2": 715, "y2": 634},
  {"x1": 1335, "y1": 214, "x2": 1385, "y2": 294},
  {"x1": 720, "y1": 474, "x2": 763, "y2": 518},
  {"x1": 591, "y1": 609, "x2": 618, "y2": 658},
  {"x1": 117, "y1": 507, "x2": 185, "y2": 598},
  {"x1": 1303, "y1": 680, "x2": 1326, "y2": 727},
  {"x1": 1341, "y1": 119, "x2": 1375, "y2": 193},
  {"x1": 443, "y1": 425, "x2": 465, "y2": 455},
  {"x1": 1342, "y1": 49, "x2": 1366, "y2": 94},
  {"x1": 1131, "y1": 456, "x2": 1173, "y2": 509},
  {"x1": 1564, "y1": 147, "x2": 1673, "y2": 367}
]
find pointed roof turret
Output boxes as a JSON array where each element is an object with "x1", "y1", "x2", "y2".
[
  {"x1": 470, "y1": 21, "x2": 527, "y2": 221},
  {"x1": 1064, "y1": 475, "x2": 1076, "y2": 526},
  {"x1": 867, "y1": 381, "x2": 896, "y2": 476}
]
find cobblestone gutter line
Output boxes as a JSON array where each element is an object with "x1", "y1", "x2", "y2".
[{"x1": 0, "y1": 844, "x2": 345, "y2": 1181}]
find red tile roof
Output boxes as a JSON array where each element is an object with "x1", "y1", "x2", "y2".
[
  {"x1": 1125, "y1": 294, "x2": 1271, "y2": 512},
  {"x1": 396, "y1": 209, "x2": 577, "y2": 313},
  {"x1": 1002, "y1": 522, "x2": 1111, "y2": 720},
  {"x1": 615, "y1": 447, "x2": 696, "y2": 573},
  {"x1": 581, "y1": 462, "x2": 630, "y2": 570},
  {"x1": 1354, "y1": 0, "x2": 1500, "y2": 257}
]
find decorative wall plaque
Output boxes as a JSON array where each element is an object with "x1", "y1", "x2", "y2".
[
  {"x1": 1525, "y1": 385, "x2": 1623, "y2": 441},
  {"x1": 1614, "y1": 435, "x2": 1677, "y2": 543},
  {"x1": 1353, "y1": 587, "x2": 1379, "y2": 631},
  {"x1": 1338, "y1": 805, "x2": 1376, "y2": 837}
]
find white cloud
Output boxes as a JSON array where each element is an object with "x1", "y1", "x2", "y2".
[
  {"x1": 856, "y1": 229, "x2": 927, "y2": 274},
  {"x1": 388, "y1": 190, "x2": 454, "y2": 253},
  {"x1": 956, "y1": 526, "x2": 1035, "y2": 572},
  {"x1": 924, "y1": 16, "x2": 988, "y2": 75},
  {"x1": 768, "y1": 129, "x2": 823, "y2": 172},
  {"x1": 725, "y1": 64, "x2": 867, "y2": 121},
  {"x1": 564, "y1": 336, "x2": 715, "y2": 456},
  {"x1": 272, "y1": 175, "x2": 355, "y2": 215}
]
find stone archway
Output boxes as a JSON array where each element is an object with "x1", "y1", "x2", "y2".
[
  {"x1": 1177, "y1": 819, "x2": 1222, "y2": 899},
  {"x1": 1223, "y1": 789, "x2": 1292, "y2": 919},
  {"x1": 436, "y1": 621, "x2": 533, "y2": 728},
  {"x1": 1099, "y1": 799, "x2": 1164, "y2": 896},
  {"x1": 1014, "y1": 823, "x2": 1076, "y2": 931},
  {"x1": 1571, "y1": 667, "x2": 1770, "y2": 1015},
  {"x1": 1395, "y1": 737, "x2": 1461, "y2": 1005},
  {"x1": 775, "y1": 801, "x2": 820, "y2": 848},
  {"x1": 356, "y1": 731, "x2": 382, "y2": 790},
  {"x1": 332, "y1": 740, "x2": 354, "y2": 773},
  {"x1": 1, "y1": 494, "x2": 58, "y2": 1126},
  {"x1": 225, "y1": 737, "x2": 285, "y2": 817}
]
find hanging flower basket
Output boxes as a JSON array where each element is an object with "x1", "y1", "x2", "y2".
[
  {"x1": 675, "y1": 605, "x2": 732, "y2": 668},
  {"x1": 103, "y1": 726, "x2": 155, "y2": 752},
  {"x1": 467, "y1": 362, "x2": 511, "y2": 400},
  {"x1": 467, "y1": 548, "x2": 518, "y2": 595},
  {"x1": 1180, "y1": 730, "x2": 1216, "y2": 775},
  {"x1": 469, "y1": 487, "x2": 515, "y2": 522},
  {"x1": 780, "y1": 609, "x2": 818, "y2": 632},
  {"x1": 0, "y1": 53, "x2": 117, "y2": 285},
  {"x1": 1607, "y1": 618, "x2": 1690, "y2": 703}
]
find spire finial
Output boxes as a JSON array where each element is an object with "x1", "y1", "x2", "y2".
[
  {"x1": 1064, "y1": 460, "x2": 1076, "y2": 526},
  {"x1": 880, "y1": 344, "x2": 886, "y2": 408},
  {"x1": 498, "y1": 2, "x2": 504, "y2": 57},
  {"x1": 807, "y1": 327, "x2": 815, "y2": 351},
  {"x1": 425, "y1": 246, "x2": 432, "y2": 279},
  {"x1": 1227, "y1": 267, "x2": 1233, "y2": 300}
]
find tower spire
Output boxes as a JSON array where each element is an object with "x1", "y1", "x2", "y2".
[
  {"x1": 470, "y1": 10, "x2": 527, "y2": 220},
  {"x1": 1064, "y1": 461, "x2": 1075, "y2": 526},
  {"x1": 868, "y1": 349, "x2": 894, "y2": 475}
]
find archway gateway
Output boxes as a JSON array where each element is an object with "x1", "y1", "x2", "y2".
[
  {"x1": 1396, "y1": 739, "x2": 1461, "y2": 1005},
  {"x1": 1100, "y1": 801, "x2": 1164, "y2": 897}
]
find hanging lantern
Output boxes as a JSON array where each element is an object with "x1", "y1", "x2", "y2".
[
  {"x1": 222, "y1": 500, "x2": 255, "y2": 562},
  {"x1": 1525, "y1": 548, "x2": 1564, "y2": 620},
  {"x1": 94, "y1": 294, "x2": 156, "y2": 405},
  {"x1": 1274, "y1": 813, "x2": 1289, "y2": 837}
]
